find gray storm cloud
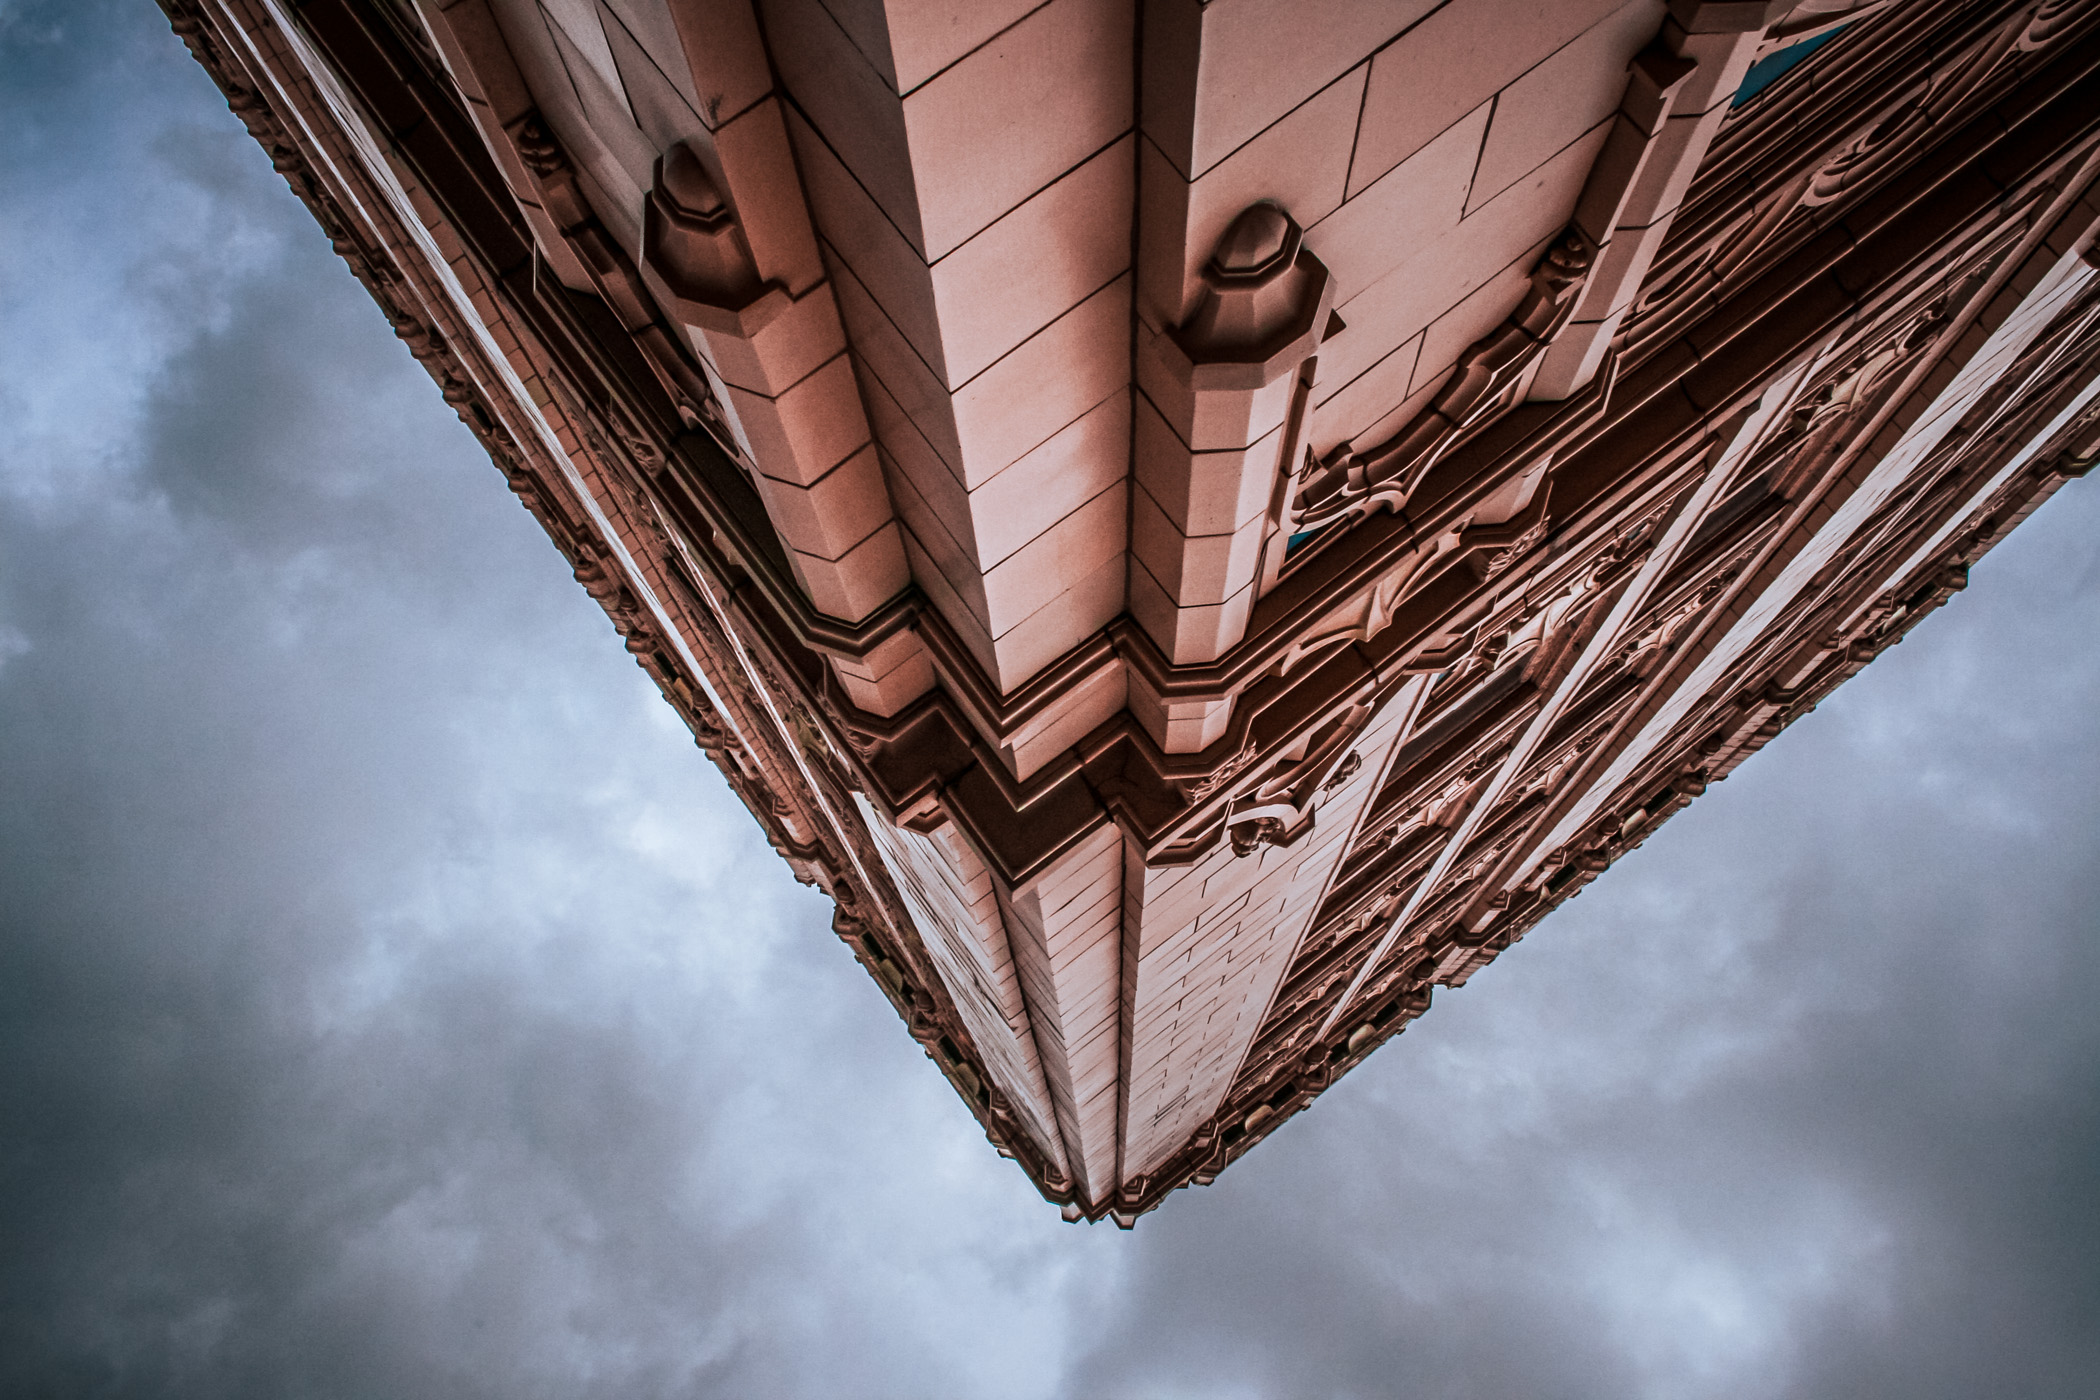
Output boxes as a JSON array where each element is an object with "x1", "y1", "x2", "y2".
[{"x1": 1, "y1": 4, "x2": 2095, "y2": 1398}]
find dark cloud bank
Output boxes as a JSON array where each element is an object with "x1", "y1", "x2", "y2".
[{"x1": 2, "y1": 5, "x2": 2096, "y2": 1397}]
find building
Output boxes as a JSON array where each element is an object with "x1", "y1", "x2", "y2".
[{"x1": 161, "y1": 0, "x2": 2100, "y2": 1224}]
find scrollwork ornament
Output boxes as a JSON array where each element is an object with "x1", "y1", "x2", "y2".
[
  {"x1": 1180, "y1": 741, "x2": 1259, "y2": 804},
  {"x1": 1290, "y1": 232, "x2": 1590, "y2": 537},
  {"x1": 1223, "y1": 702, "x2": 1374, "y2": 858}
]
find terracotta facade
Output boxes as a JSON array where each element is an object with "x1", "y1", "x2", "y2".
[{"x1": 163, "y1": 0, "x2": 2100, "y2": 1222}]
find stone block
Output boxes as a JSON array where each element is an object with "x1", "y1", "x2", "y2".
[
  {"x1": 1412, "y1": 242, "x2": 1555, "y2": 396},
  {"x1": 1135, "y1": 323, "x2": 1297, "y2": 451},
  {"x1": 726, "y1": 351, "x2": 871, "y2": 486},
  {"x1": 951, "y1": 275, "x2": 1132, "y2": 485},
  {"x1": 826, "y1": 245, "x2": 967, "y2": 466},
  {"x1": 1467, "y1": 1, "x2": 1662, "y2": 212},
  {"x1": 751, "y1": 442, "x2": 896, "y2": 561},
  {"x1": 787, "y1": 106, "x2": 949, "y2": 379},
  {"x1": 598, "y1": 3, "x2": 707, "y2": 152},
  {"x1": 1003, "y1": 659, "x2": 1128, "y2": 779},
  {"x1": 880, "y1": 446, "x2": 987, "y2": 622},
  {"x1": 1136, "y1": 64, "x2": 1364, "y2": 329},
  {"x1": 832, "y1": 646, "x2": 937, "y2": 713},
  {"x1": 1309, "y1": 330, "x2": 1421, "y2": 453},
  {"x1": 821, "y1": 0, "x2": 1046, "y2": 93},
  {"x1": 1310, "y1": 367, "x2": 1441, "y2": 463},
  {"x1": 685, "y1": 279, "x2": 848, "y2": 398},
  {"x1": 983, "y1": 482, "x2": 1127, "y2": 636},
  {"x1": 900, "y1": 0, "x2": 1135, "y2": 259},
  {"x1": 1128, "y1": 557, "x2": 1254, "y2": 664},
  {"x1": 862, "y1": 373, "x2": 974, "y2": 545},
  {"x1": 789, "y1": 518, "x2": 911, "y2": 620},
  {"x1": 971, "y1": 392, "x2": 1132, "y2": 569},
  {"x1": 659, "y1": 0, "x2": 773, "y2": 125},
  {"x1": 762, "y1": 0, "x2": 926, "y2": 247},
  {"x1": 1308, "y1": 100, "x2": 1488, "y2": 300},
  {"x1": 1133, "y1": 396, "x2": 1281, "y2": 535},
  {"x1": 1348, "y1": 0, "x2": 1627, "y2": 198},
  {"x1": 929, "y1": 135, "x2": 1133, "y2": 385},
  {"x1": 1142, "y1": 0, "x2": 1435, "y2": 179},
  {"x1": 712, "y1": 96, "x2": 825, "y2": 293},
  {"x1": 1130, "y1": 487, "x2": 1269, "y2": 606},
  {"x1": 993, "y1": 548, "x2": 1127, "y2": 688},
  {"x1": 898, "y1": 525, "x2": 998, "y2": 668}
]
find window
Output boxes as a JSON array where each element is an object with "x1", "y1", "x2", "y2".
[{"x1": 1733, "y1": 25, "x2": 1850, "y2": 109}]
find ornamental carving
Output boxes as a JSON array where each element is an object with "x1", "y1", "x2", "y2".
[
  {"x1": 1504, "y1": 559, "x2": 1614, "y2": 688},
  {"x1": 1371, "y1": 759, "x2": 1494, "y2": 852},
  {"x1": 1291, "y1": 231, "x2": 1591, "y2": 536},
  {"x1": 1274, "y1": 525, "x2": 1466, "y2": 676},
  {"x1": 1512, "y1": 726, "x2": 1606, "y2": 806},
  {"x1": 1615, "y1": 569, "x2": 1739, "y2": 679},
  {"x1": 1805, "y1": 0, "x2": 2090, "y2": 206},
  {"x1": 1178, "y1": 740, "x2": 1258, "y2": 804},
  {"x1": 1224, "y1": 701, "x2": 1374, "y2": 858},
  {"x1": 1620, "y1": 0, "x2": 2094, "y2": 358},
  {"x1": 166, "y1": 0, "x2": 2100, "y2": 1226},
  {"x1": 1764, "y1": 297, "x2": 1952, "y2": 499},
  {"x1": 1482, "y1": 514, "x2": 1550, "y2": 581},
  {"x1": 1171, "y1": 201, "x2": 1333, "y2": 382},
  {"x1": 1274, "y1": 461, "x2": 1553, "y2": 679},
  {"x1": 641, "y1": 141, "x2": 790, "y2": 338}
]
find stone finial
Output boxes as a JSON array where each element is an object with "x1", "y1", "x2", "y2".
[
  {"x1": 1172, "y1": 200, "x2": 1332, "y2": 379},
  {"x1": 645, "y1": 141, "x2": 763, "y2": 315},
  {"x1": 658, "y1": 142, "x2": 731, "y2": 224},
  {"x1": 1211, "y1": 201, "x2": 1292, "y2": 274}
]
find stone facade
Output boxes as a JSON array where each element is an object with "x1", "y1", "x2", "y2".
[{"x1": 163, "y1": 0, "x2": 2100, "y2": 1222}]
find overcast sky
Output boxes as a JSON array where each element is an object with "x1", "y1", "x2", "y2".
[{"x1": 3, "y1": 4, "x2": 2098, "y2": 1398}]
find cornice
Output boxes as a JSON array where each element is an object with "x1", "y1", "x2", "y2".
[
  {"x1": 1116, "y1": 166, "x2": 2100, "y2": 1222},
  {"x1": 161, "y1": 0, "x2": 2100, "y2": 1221},
  {"x1": 158, "y1": 0, "x2": 1083, "y2": 1204},
  {"x1": 208, "y1": 0, "x2": 2100, "y2": 903}
]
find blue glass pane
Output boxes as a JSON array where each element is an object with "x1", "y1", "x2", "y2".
[
  {"x1": 1732, "y1": 26, "x2": 1846, "y2": 109},
  {"x1": 1285, "y1": 529, "x2": 1320, "y2": 558}
]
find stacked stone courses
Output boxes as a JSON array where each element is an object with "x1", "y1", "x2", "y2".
[{"x1": 163, "y1": 0, "x2": 2100, "y2": 1223}]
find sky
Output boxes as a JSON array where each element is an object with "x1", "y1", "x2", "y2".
[{"x1": 2, "y1": 4, "x2": 2097, "y2": 1397}]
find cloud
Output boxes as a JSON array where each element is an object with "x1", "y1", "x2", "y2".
[
  {"x1": 1055, "y1": 468, "x2": 2100, "y2": 1400},
  {"x1": 2, "y1": 4, "x2": 2096, "y2": 1398}
]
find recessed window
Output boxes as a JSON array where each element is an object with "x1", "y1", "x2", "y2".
[{"x1": 1733, "y1": 25, "x2": 1849, "y2": 108}]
